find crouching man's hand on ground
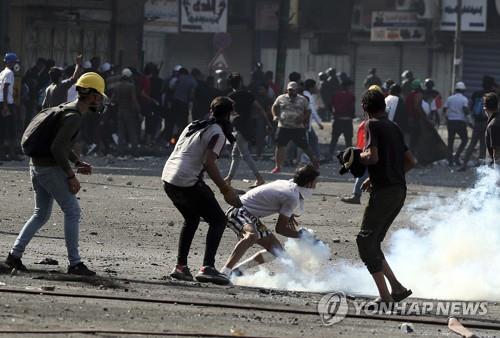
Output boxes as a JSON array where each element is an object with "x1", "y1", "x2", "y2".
[{"x1": 220, "y1": 185, "x2": 242, "y2": 207}]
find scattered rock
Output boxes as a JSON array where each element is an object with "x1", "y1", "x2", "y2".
[
  {"x1": 89, "y1": 232, "x2": 98, "y2": 236},
  {"x1": 399, "y1": 323, "x2": 414, "y2": 333},
  {"x1": 35, "y1": 258, "x2": 59, "y2": 265},
  {"x1": 153, "y1": 232, "x2": 163, "y2": 237},
  {"x1": 41, "y1": 286, "x2": 56, "y2": 291},
  {"x1": 106, "y1": 176, "x2": 113, "y2": 182},
  {"x1": 230, "y1": 326, "x2": 246, "y2": 336},
  {"x1": 333, "y1": 239, "x2": 341, "y2": 243},
  {"x1": 126, "y1": 181, "x2": 133, "y2": 186}
]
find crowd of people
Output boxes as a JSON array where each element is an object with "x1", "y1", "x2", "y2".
[
  {"x1": 2, "y1": 49, "x2": 500, "y2": 307},
  {"x1": 1, "y1": 51, "x2": 498, "y2": 176}
]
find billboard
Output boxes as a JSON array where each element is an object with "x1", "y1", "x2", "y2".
[
  {"x1": 371, "y1": 11, "x2": 425, "y2": 42},
  {"x1": 440, "y1": 0, "x2": 487, "y2": 32},
  {"x1": 180, "y1": 0, "x2": 228, "y2": 33},
  {"x1": 145, "y1": 0, "x2": 179, "y2": 33}
]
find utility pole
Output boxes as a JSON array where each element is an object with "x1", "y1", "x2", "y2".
[
  {"x1": 275, "y1": 0, "x2": 290, "y2": 92},
  {"x1": 451, "y1": 0, "x2": 462, "y2": 91}
]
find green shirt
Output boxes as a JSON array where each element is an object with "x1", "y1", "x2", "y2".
[{"x1": 31, "y1": 101, "x2": 82, "y2": 173}]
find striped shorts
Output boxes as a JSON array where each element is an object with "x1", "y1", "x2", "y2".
[{"x1": 226, "y1": 206, "x2": 271, "y2": 239}]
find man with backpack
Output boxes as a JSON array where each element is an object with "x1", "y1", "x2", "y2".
[
  {"x1": 459, "y1": 76, "x2": 497, "y2": 171},
  {"x1": 5, "y1": 72, "x2": 107, "y2": 276}
]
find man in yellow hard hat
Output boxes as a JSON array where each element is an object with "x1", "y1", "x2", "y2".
[{"x1": 5, "y1": 72, "x2": 107, "y2": 276}]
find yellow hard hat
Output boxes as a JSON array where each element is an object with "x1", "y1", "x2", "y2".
[
  {"x1": 75, "y1": 72, "x2": 108, "y2": 98},
  {"x1": 368, "y1": 85, "x2": 383, "y2": 93}
]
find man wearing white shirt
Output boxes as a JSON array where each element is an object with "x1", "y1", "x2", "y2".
[
  {"x1": 444, "y1": 82, "x2": 470, "y2": 166},
  {"x1": 221, "y1": 165, "x2": 320, "y2": 277},
  {"x1": 384, "y1": 84, "x2": 409, "y2": 142},
  {"x1": 0, "y1": 52, "x2": 20, "y2": 161},
  {"x1": 303, "y1": 79, "x2": 324, "y2": 160}
]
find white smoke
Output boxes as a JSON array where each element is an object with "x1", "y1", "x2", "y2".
[{"x1": 233, "y1": 167, "x2": 500, "y2": 301}]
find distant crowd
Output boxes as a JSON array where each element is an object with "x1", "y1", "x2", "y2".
[{"x1": 1, "y1": 53, "x2": 499, "y2": 175}]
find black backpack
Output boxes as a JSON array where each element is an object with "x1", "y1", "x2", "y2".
[{"x1": 21, "y1": 104, "x2": 80, "y2": 157}]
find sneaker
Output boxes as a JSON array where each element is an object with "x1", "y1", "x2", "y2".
[
  {"x1": 170, "y1": 265, "x2": 194, "y2": 281},
  {"x1": 340, "y1": 195, "x2": 361, "y2": 205},
  {"x1": 271, "y1": 167, "x2": 281, "y2": 174},
  {"x1": 67, "y1": 262, "x2": 96, "y2": 276},
  {"x1": 195, "y1": 266, "x2": 230, "y2": 285},
  {"x1": 5, "y1": 253, "x2": 28, "y2": 272}
]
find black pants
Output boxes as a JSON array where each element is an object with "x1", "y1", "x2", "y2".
[
  {"x1": 357, "y1": 185, "x2": 406, "y2": 274},
  {"x1": 163, "y1": 100, "x2": 189, "y2": 144},
  {"x1": 447, "y1": 120, "x2": 468, "y2": 161},
  {"x1": 463, "y1": 120, "x2": 487, "y2": 164},
  {"x1": 163, "y1": 181, "x2": 226, "y2": 267},
  {"x1": 0, "y1": 104, "x2": 16, "y2": 144},
  {"x1": 330, "y1": 119, "x2": 353, "y2": 155}
]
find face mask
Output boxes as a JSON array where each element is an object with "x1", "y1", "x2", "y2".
[
  {"x1": 298, "y1": 186, "x2": 314, "y2": 199},
  {"x1": 216, "y1": 118, "x2": 236, "y2": 144},
  {"x1": 88, "y1": 95, "x2": 103, "y2": 113}
]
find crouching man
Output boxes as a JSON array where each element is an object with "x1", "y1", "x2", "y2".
[
  {"x1": 162, "y1": 97, "x2": 242, "y2": 285},
  {"x1": 357, "y1": 89, "x2": 417, "y2": 304},
  {"x1": 221, "y1": 165, "x2": 319, "y2": 277}
]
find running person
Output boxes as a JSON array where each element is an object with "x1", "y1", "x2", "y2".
[
  {"x1": 221, "y1": 165, "x2": 319, "y2": 277},
  {"x1": 162, "y1": 96, "x2": 242, "y2": 285},
  {"x1": 224, "y1": 73, "x2": 270, "y2": 188},
  {"x1": 357, "y1": 89, "x2": 417, "y2": 304}
]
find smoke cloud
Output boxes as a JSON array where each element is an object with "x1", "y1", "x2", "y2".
[{"x1": 233, "y1": 168, "x2": 500, "y2": 301}]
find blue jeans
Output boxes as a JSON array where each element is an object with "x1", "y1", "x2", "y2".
[
  {"x1": 11, "y1": 166, "x2": 82, "y2": 266},
  {"x1": 353, "y1": 169, "x2": 369, "y2": 196},
  {"x1": 227, "y1": 132, "x2": 261, "y2": 179}
]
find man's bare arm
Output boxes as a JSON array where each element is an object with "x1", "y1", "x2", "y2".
[
  {"x1": 253, "y1": 101, "x2": 272, "y2": 126},
  {"x1": 271, "y1": 102, "x2": 279, "y2": 120},
  {"x1": 360, "y1": 146, "x2": 379, "y2": 165},
  {"x1": 69, "y1": 55, "x2": 83, "y2": 82},
  {"x1": 204, "y1": 150, "x2": 227, "y2": 191},
  {"x1": 404, "y1": 150, "x2": 417, "y2": 173}
]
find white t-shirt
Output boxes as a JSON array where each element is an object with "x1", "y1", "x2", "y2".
[
  {"x1": 0, "y1": 67, "x2": 14, "y2": 104},
  {"x1": 385, "y1": 95, "x2": 399, "y2": 122},
  {"x1": 444, "y1": 93, "x2": 468, "y2": 121},
  {"x1": 422, "y1": 99, "x2": 437, "y2": 117},
  {"x1": 162, "y1": 123, "x2": 226, "y2": 187},
  {"x1": 241, "y1": 180, "x2": 300, "y2": 218},
  {"x1": 303, "y1": 90, "x2": 323, "y2": 132},
  {"x1": 67, "y1": 84, "x2": 78, "y2": 102}
]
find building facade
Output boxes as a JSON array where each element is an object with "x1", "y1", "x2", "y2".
[{"x1": 4, "y1": 0, "x2": 145, "y2": 70}]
